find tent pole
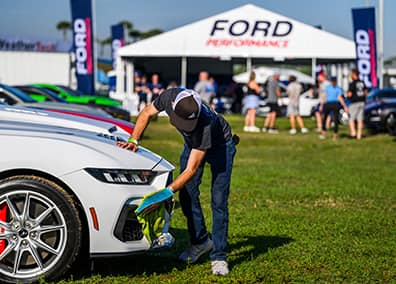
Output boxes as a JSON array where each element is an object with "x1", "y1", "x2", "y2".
[
  {"x1": 181, "y1": 56, "x2": 187, "y2": 88},
  {"x1": 126, "y1": 60, "x2": 134, "y2": 95},
  {"x1": 246, "y1": 57, "x2": 252, "y2": 73},
  {"x1": 311, "y1": 58, "x2": 317, "y2": 80}
]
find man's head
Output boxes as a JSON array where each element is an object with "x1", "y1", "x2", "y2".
[
  {"x1": 351, "y1": 69, "x2": 359, "y2": 80},
  {"x1": 152, "y1": 73, "x2": 159, "y2": 84},
  {"x1": 170, "y1": 89, "x2": 202, "y2": 132},
  {"x1": 199, "y1": 71, "x2": 209, "y2": 82},
  {"x1": 330, "y1": 76, "x2": 337, "y2": 86},
  {"x1": 273, "y1": 73, "x2": 280, "y2": 80}
]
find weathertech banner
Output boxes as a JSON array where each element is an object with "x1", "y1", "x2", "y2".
[
  {"x1": 111, "y1": 24, "x2": 125, "y2": 70},
  {"x1": 352, "y1": 7, "x2": 378, "y2": 89},
  {"x1": 70, "y1": 0, "x2": 95, "y2": 94}
]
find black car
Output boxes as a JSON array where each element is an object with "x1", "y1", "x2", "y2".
[{"x1": 364, "y1": 88, "x2": 396, "y2": 135}]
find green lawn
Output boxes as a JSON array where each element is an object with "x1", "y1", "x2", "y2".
[{"x1": 61, "y1": 115, "x2": 396, "y2": 284}]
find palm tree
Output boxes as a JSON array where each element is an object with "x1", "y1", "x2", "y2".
[
  {"x1": 139, "y1": 29, "x2": 163, "y2": 40},
  {"x1": 56, "y1": 21, "x2": 71, "y2": 42}
]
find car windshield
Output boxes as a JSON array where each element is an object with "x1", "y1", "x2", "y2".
[
  {"x1": 36, "y1": 88, "x2": 67, "y2": 102},
  {"x1": 0, "y1": 84, "x2": 36, "y2": 103},
  {"x1": 367, "y1": 89, "x2": 396, "y2": 103},
  {"x1": 58, "y1": 85, "x2": 84, "y2": 97}
]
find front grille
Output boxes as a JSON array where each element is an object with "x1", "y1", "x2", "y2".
[{"x1": 114, "y1": 204, "x2": 144, "y2": 242}]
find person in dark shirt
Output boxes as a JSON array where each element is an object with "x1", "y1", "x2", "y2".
[
  {"x1": 117, "y1": 88, "x2": 237, "y2": 276},
  {"x1": 347, "y1": 69, "x2": 368, "y2": 139}
]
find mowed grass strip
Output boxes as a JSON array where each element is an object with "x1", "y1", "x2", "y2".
[{"x1": 59, "y1": 115, "x2": 396, "y2": 284}]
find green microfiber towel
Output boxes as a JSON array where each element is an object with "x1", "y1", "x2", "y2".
[
  {"x1": 135, "y1": 188, "x2": 174, "y2": 214},
  {"x1": 135, "y1": 188, "x2": 174, "y2": 244},
  {"x1": 137, "y1": 203, "x2": 166, "y2": 244}
]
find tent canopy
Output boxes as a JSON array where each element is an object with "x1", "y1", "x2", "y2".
[{"x1": 119, "y1": 4, "x2": 356, "y2": 60}]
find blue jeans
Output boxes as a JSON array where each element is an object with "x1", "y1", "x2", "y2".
[{"x1": 179, "y1": 139, "x2": 236, "y2": 261}]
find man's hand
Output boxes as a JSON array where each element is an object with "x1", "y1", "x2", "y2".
[{"x1": 116, "y1": 141, "x2": 138, "y2": 152}]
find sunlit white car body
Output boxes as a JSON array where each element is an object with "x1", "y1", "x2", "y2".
[
  {"x1": 0, "y1": 122, "x2": 174, "y2": 282},
  {"x1": 0, "y1": 105, "x2": 130, "y2": 141}
]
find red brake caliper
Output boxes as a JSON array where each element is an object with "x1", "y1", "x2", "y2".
[{"x1": 0, "y1": 203, "x2": 6, "y2": 254}]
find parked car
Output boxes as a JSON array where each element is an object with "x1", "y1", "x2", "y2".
[
  {"x1": 364, "y1": 88, "x2": 396, "y2": 135},
  {"x1": 0, "y1": 105, "x2": 130, "y2": 141},
  {"x1": 0, "y1": 84, "x2": 134, "y2": 135},
  {"x1": 0, "y1": 121, "x2": 174, "y2": 283},
  {"x1": 33, "y1": 84, "x2": 131, "y2": 121},
  {"x1": 0, "y1": 84, "x2": 109, "y2": 117}
]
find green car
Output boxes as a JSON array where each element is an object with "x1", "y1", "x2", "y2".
[{"x1": 33, "y1": 83, "x2": 122, "y2": 107}]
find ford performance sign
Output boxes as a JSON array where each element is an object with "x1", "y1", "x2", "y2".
[
  {"x1": 207, "y1": 19, "x2": 293, "y2": 48},
  {"x1": 352, "y1": 7, "x2": 378, "y2": 89},
  {"x1": 70, "y1": 0, "x2": 95, "y2": 95}
]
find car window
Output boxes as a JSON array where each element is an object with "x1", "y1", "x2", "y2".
[
  {"x1": 0, "y1": 91, "x2": 17, "y2": 105},
  {"x1": 0, "y1": 85, "x2": 36, "y2": 102}
]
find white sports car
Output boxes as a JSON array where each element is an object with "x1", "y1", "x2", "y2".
[
  {"x1": 0, "y1": 105, "x2": 130, "y2": 141},
  {"x1": 0, "y1": 122, "x2": 174, "y2": 283}
]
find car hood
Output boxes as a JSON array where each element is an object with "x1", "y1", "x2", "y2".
[
  {"x1": 0, "y1": 105, "x2": 129, "y2": 140},
  {"x1": 17, "y1": 101, "x2": 111, "y2": 117},
  {"x1": 0, "y1": 121, "x2": 173, "y2": 176}
]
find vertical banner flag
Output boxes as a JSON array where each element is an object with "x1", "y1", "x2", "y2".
[
  {"x1": 70, "y1": 0, "x2": 95, "y2": 95},
  {"x1": 352, "y1": 7, "x2": 378, "y2": 89},
  {"x1": 111, "y1": 24, "x2": 125, "y2": 70}
]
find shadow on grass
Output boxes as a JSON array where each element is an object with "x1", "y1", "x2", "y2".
[
  {"x1": 69, "y1": 228, "x2": 190, "y2": 280},
  {"x1": 228, "y1": 235, "x2": 294, "y2": 267},
  {"x1": 68, "y1": 231, "x2": 293, "y2": 280}
]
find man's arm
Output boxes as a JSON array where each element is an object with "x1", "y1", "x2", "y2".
[
  {"x1": 139, "y1": 148, "x2": 206, "y2": 214},
  {"x1": 116, "y1": 103, "x2": 159, "y2": 151},
  {"x1": 338, "y1": 94, "x2": 348, "y2": 112},
  {"x1": 168, "y1": 148, "x2": 206, "y2": 193}
]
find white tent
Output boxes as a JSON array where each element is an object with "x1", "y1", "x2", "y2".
[
  {"x1": 115, "y1": 3, "x2": 355, "y2": 105},
  {"x1": 119, "y1": 4, "x2": 355, "y2": 59},
  {"x1": 233, "y1": 66, "x2": 315, "y2": 84}
]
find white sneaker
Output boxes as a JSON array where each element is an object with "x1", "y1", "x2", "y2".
[
  {"x1": 301, "y1": 128, "x2": 309, "y2": 134},
  {"x1": 250, "y1": 126, "x2": 260, "y2": 132},
  {"x1": 179, "y1": 238, "x2": 213, "y2": 264},
  {"x1": 243, "y1": 126, "x2": 250, "y2": 132},
  {"x1": 211, "y1": 260, "x2": 229, "y2": 276},
  {"x1": 262, "y1": 127, "x2": 268, "y2": 133},
  {"x1": 289, "y1": 128, "x2": 297, "y2": 135},
  {"x1": 268, "y1": 128, "x2": 279, "y2": 134},
  {"x1": 319, "y1": 134, "x2": 325, "y2": 140}
]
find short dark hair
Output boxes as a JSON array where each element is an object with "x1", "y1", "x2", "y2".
[{"x1": 351, "y1": 68, "x2": 359, "y2": 76}]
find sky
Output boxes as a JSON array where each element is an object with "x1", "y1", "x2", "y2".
[{"x1": 0, "y1": 0, "x2": 395, "y2": 59}]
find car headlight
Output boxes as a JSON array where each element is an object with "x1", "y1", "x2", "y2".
[{"x1": 85, "y1": 168, "x2": 157, "y2": 185}]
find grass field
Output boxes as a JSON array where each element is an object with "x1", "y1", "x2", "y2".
[{"x1": 60, "y1": 115, "x2": 395, "y2": 284}]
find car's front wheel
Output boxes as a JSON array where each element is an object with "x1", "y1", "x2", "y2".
[{"x1": 0, "y1": 176, "x2": 82, "y2": 283}]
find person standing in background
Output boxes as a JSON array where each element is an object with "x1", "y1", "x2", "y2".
[
  {"x1": 263, "y1": 73, "x2": 281, "y2": 134},
  {"x1": 320, "y1": 77, "x2": 349, "y2": 140},
  {"x1": 149, "y1": 73, "x2": 165, "y2": 103},
  {"x1": 347, "y1": 69, "x2": 367, "y2": 140},
  {"x1": 194, "y1": 71, "x2": 214, "y2": 105},
  {"x1": 286, "y1": 75, "x2": 309, "y2": 135},
  {"x1": 243, "y1": 71, "x2": 262, "y2": 132},
  {"x1": 315, "y1": 73, "x2": 331, "y2": 132}
]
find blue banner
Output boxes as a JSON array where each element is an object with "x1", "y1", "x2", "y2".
[
  {"x1": 111, "y1": 24, "x2": 125, "y2": 70},
  {"x1": 70, "y1": 0, "x2": 95, "y2": 95},
  {"x1": 352, "y1": 7, "x2": 378, "y2": 89}
]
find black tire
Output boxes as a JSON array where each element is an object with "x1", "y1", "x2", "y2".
[
  {"x1": 0, "y1": 175, "x2": 82, "y2": 283},
  {"x1": 385, "y1": 113, "x2": 396, "y2": 135}
]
